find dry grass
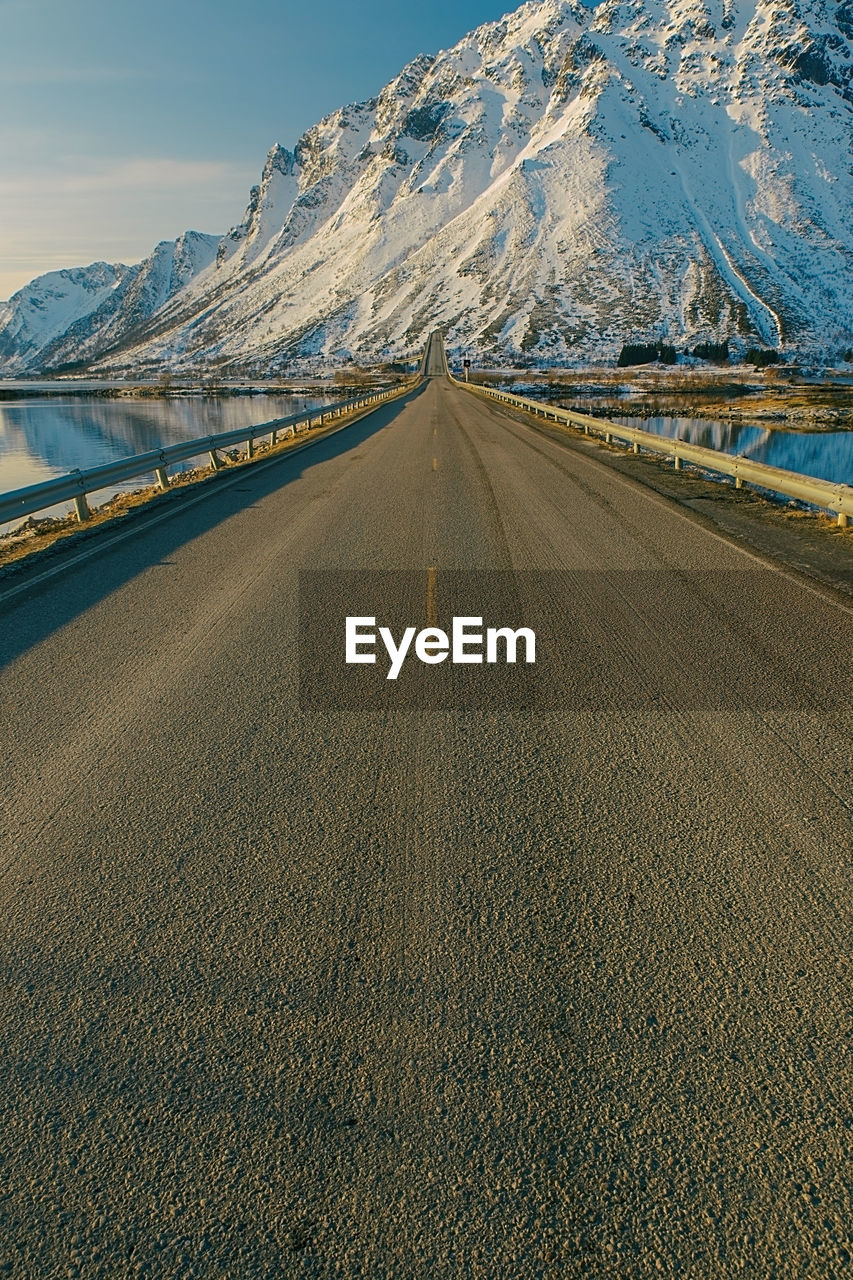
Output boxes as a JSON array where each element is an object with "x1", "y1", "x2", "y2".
[
  {"x1": 470, "y1": 367, "x2": 853, "y2": 430},
  {"x1": 498, "y1": 388, "x2": 853, "y2": 541},
  {"x1": 0, "y1": 391, "x2": 405, "y2": 573}
]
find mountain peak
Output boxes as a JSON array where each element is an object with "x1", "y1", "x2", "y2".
[
  {"x1": 264, "y1": 143, "x2": 297, "y2": 179},
  {"x1": 2, "y1": 0, "x2": 852, "y2": 374}
]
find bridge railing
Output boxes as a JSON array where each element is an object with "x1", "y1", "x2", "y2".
[
  {"x1": 453, "y1": 376, "x2": 853, "y2": 528},
  {"x1": 0, "y1": 381, "x2": 412, "y2": 529}
]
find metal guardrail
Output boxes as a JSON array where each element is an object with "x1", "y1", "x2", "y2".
[
  {"x1": 0, "y1": 382, "x2": 412, "y2": 528},
  {"x1": 420, "y1": 329, "x2": 449, "y2": 378},
  {"x1": 454, "y1": 378, "x2": 853, "y2": 528}
]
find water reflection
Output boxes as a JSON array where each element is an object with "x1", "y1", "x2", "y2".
[
  {"x1": 612, "y1": 416, "x2": 853, "y2": 487},
  {"x1": 0, "y1": 393, "x2": 333, "y2": 526}
]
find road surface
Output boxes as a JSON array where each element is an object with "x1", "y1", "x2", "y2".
[{"x1": 1, "y1": 363, "x2": 851, "y2": 1278}]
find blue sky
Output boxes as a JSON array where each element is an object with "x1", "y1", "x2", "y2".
[{"x1": 0, "y1": 0, "x2": 515, "y2": 299}]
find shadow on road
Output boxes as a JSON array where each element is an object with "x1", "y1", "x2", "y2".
[{"x1": 0, "y1": 383, "x2": 428, "y2": 673}]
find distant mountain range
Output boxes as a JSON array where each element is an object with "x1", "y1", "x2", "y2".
[{"x1": 2, "y1": 0, "x2": 851, "y2": 375}]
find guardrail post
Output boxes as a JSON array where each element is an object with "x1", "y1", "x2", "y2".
[
  {"x1": 209, "y1": 450, "x2": 223, "y2": 470},
  {"x1": 247, "y1": 436, "x2": 255, "y2": 459},
  {"x1": 453, "y1": 369, "x2": 853, "y2": 528},
  {"x1": 155, "y1": 467, "x2": 169, "y2": 490},
  {"x1": 74, "y1": 494, "x2": 90, "y2": 522},
  {"x1": 270, "y1": 428, "x2": 278, "y2": 446}
]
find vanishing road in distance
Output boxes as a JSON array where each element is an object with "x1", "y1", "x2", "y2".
[{"x1": 1, "y1": 334, "x2": 851, "y2": 1277}]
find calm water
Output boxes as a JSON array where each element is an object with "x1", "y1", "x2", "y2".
[
  {"x1": 515, "y1": 385, "x2": 853, "y2": 489},
  {"x1": 0, "y1": 392, "x2": 333, "y2": 530},
  {"x1": 611, "y1": 416, "x2": 853, "y2": 488},
  {"x1": 4, "y1": 392, "x2": 852, "y2": 533}
]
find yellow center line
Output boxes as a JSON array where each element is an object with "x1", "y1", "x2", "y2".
[
  {"x1": 432, "y1": 457, "x2": 438, "y2": 471},
  {"x1": 426, "y1": 566, "x2": 437, "y2": 627}
]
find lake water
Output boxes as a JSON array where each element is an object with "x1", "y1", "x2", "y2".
[
  {"x1": 510, "y1": 385, "x2": 853, "y2": 490},
  {"x1": 610, "y1": 415, "x2": 853, "y2": 488},
  {"x1": 3, "y1": 391, "x2": 852, "y2": 534},
  {"x1": 0, "y1": 391, "x2": 334, "y2": 530}
]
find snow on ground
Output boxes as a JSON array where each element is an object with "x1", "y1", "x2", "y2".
[{"x1": 2, "y1": 0, "x2": 851, "y2": 375}]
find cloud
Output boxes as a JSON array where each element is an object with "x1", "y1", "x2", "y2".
[
  {"x1": 0, "y1": 155, "x2": 256, "y2": 297},
  {"x1": 0, "y1": 156, "x2": 248, "y2": 199}
]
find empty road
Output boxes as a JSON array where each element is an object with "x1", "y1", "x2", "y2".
[{"x1": 1, "y1": 356, "x2": 851, "y2": 1278}]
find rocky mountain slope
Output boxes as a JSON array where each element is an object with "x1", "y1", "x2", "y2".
[
  {"x1": 0, "y1": 232, "x2": 219, "y2": 374},
  {"x1": 2, "y1": 0, "x2": 851, "y2": 374}
]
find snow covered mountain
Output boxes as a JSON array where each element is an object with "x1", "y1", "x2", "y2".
[
  {"x1": 2, "y1": 0, "x2": 851, "y2": 374},
  {"x1": 0, "y1": 232, "x2": 219, "y2": 374}
]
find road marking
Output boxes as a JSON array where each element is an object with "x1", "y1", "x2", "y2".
[
  {"x1": 426, "y1": 566, "x2": 437, "y2": 626},
  {"x1": 432, "y1": 457, "x2": 438, "y2": 471}
]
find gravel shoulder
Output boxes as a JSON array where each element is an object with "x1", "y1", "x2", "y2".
[
  {"x1": 486, "y1": 396, "x2": 853, "y2": 601},
  {"x1": 0, "y1": 379, "x2": 850, "y2": 1279}
]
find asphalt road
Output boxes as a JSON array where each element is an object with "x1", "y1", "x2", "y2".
[
  {"x1": 1, "y1": 366, "x2": 851, "y2": 1278},
  {"x1": 423, "y1": 332, "x2": 448, "y2": 377}
]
